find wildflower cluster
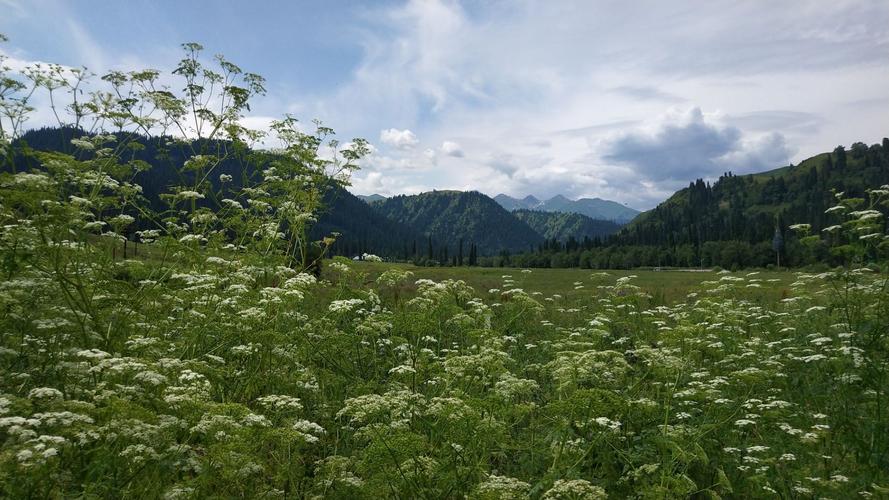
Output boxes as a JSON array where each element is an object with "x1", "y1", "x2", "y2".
[{"x1": 2, "y1": 35, "x2": 888, "y2": 498}]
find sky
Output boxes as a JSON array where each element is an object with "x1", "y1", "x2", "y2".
[{"x1": 2, "y1": 0, "x2": 888, "y2": 209}]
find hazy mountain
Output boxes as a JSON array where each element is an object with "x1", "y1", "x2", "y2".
[
  {"x1": 373, "y1": 190, "x2": 543, "y2": 255},
  {"x1": 494, "y1": 193, "x2": 639, "y2": 223},
  {"x1": 356, "y1": 193, "x2": 386, "y2": 204}
]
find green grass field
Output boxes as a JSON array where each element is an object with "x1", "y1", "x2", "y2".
[{"x1": 340, "y1": 260, "x2": 797, "y2": 305}]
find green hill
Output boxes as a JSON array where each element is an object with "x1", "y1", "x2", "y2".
[
  {"x1": 512, "y1": 209, "x2": 622, "y2": 242},
  {"x1": 310, "y1": 187, "x2": 427, "y2": 259},
  {"x1": 373, "y1": 190, "x2": 543, "y2": 255},
  {"x1": 13, "y1": 127, "x2": 426, "y2": 259},
  {"x1": 621, "y1": 141, "x2": 889, "y2": 249}
]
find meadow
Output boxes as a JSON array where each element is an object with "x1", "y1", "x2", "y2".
[
  {"x1": 2, "y1": 238, "x2": 888, "y2": 497},
  {"x1": 345, "y1": 261, "x2": 796, "y2": 305},
  {"x1": 2, "y1": 39, "x2": 888, "y2": 499}
]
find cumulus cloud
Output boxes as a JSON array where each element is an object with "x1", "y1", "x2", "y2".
[
  {"x1": 719, "y1": 132, "x2": 796, "y2": 172},
  {"x1": 380, "y1": 128, "x2": 419, "y2": 149},
  {"x1": 485, "y1": 153, "x2": 520, "y2": 177},
  {"x1": 441, "y1": 140, "x2": 464, "y2": 157},
  {"x1": 7, "y1": 0, "x2": 888, "y2": 209},
  {"x1": 326, "y1": 0, "x2": 888, "y2": 208},
  {"x1": 602, "y1": 107, "x2": 794, "y2": 184}
]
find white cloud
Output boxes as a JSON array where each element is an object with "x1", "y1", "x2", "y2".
[
  {"x1": 314, "y1": 0, "x2": 888, "y2": 208},
  {"x1": 380, "y1": 128, "x2": 419, "y2": 149},
  {"x1": 441, "y1": 140, "x2": 464, "y2": 157},
  {"x1": 600, "y1": 107, "x2": 795, "y2": 191},
  {"x1": 423, "y1": 148, "x2": 437, "y2": 164},
  {"x1": 5, "y1": 0, "x2": 888, "y2": 209}
]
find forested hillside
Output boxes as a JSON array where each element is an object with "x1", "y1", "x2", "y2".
[
  {"x1": 15, "y1": 127, "x2": 255, "y2": 214},
  {"x1": 621, "y1": 141, "x2": 889, "y2": 247},
  {"x1": 373, "y1": 190, "x2": 543, "y2": 255},
  {"x1": 310, "y1": 188, "x2": 427, "y2": 258},
  {"x1": 13, "y1": 127, "x2": 432, "y2": 259},
  {"x1": 512, "y1": 209, "x2": 621, "y2": 241},
  {"x1": 492, "y1": 140, "x2": 889, "y2": 270}
]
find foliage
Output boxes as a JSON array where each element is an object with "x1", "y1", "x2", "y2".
[
  {"x1": 614, "y1": 148, "x2": 889, "y2": 268},
  {"x1": 373, "y1": 190, "x2": 544, "y2": 255},
  {"x1": 2, "y1": 35, "x2": 889, "y2": 498},
  {"x1": 512, "y1": 209, "x2": 621, "y2": 242}
]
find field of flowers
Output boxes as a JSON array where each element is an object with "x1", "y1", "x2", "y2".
[
  {"x1": 2, "y1": 39, "x2": 889, "y2": 498},
  {"x1": 1, "y1": 233, "x2": 888, "y2": 497}
]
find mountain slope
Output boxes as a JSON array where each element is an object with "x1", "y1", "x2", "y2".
[
  {"x1": 512, "y1": 209, "x2": 622, "y2": 242},
  {"x1": 619, "y1": 140, "x2": 889, "y2": 249},
  {"x1": 311, "y1": 188, "x2": 427, "y2": 258},
  {"x1": 494, "y1": 193, "x2": 639, "y2": 223},
  {"x1": 14, "y1": 127, "x2": 425, "y2": 259},
  {"x1": 374, "y1": 190, "x2": 543, "y2": 255}
]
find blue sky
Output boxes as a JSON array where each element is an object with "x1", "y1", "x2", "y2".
[{"x1": 2, "y1": 0, "x2": 888, "y2": 209}]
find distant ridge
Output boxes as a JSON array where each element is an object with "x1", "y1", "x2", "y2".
[
  {"x1": 494, "y1": 194, "x2": 639, "y2": 223},
  {"x1": 356, "y1": 193, "x2": 386, "y2": 204},
  {"x1": 373, "y1": 190, "x2": 543, "y2": 255}
]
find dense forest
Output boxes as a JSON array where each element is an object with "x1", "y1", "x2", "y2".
[
  {"x1": 493, "y1": 141, "x2": 889, "y2": 269},
  {"x1": 371, "y1": 190, "x2": 544, "y2": 255},
  {"x1": 512, "y1": 209, "x2": 621, "y2": 241},
  {"x1": 12, "y1": 128, "x2": 889, "y2": 270},
  {"x1": 310, "y1": 188, "x2": 429, "y2": 259}
]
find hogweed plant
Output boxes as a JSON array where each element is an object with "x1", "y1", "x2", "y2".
[{"x1": 2, "y1": 35, "x2": 889, "y2": 498}]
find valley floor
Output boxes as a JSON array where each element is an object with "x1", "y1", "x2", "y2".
[{"x1": 343, "y1": 261, "x2": 796, "y2": 305}]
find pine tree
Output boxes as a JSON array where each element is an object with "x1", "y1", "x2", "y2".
[
  {"x1": 772, "y1": 221, "x2": 784, "y2": 268},
  {"x1": 834, "y1": 146, "x2": 847, "y2": 169}
]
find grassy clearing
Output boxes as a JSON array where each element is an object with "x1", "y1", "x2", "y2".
[{"x1": 344, "y1": 261, "x2": 796, "y2": 305}]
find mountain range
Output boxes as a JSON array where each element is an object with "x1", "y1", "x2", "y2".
[
  {"x1": 359, "y1": 192, "x2": 639, "y2": 223},
  {"x1": 316, "y1": 189, "x2": 626, "y2": 259},
  {"x1": 12, "y1": 127, "x2": 887, "y2": 267},
  {"x1": 493, "y1": 193, "x2": 640, "y2": 223},
  {"x1": 371, "y1": 191, "x2": 543, "y2": 254}
]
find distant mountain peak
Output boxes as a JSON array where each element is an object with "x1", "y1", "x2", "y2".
[
  {"x1": 493, "y1": 193, "x2": 639, "y2": 223},
  {"x1": 355, "y1": 193, "x2": 386, "y2": 204}
]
